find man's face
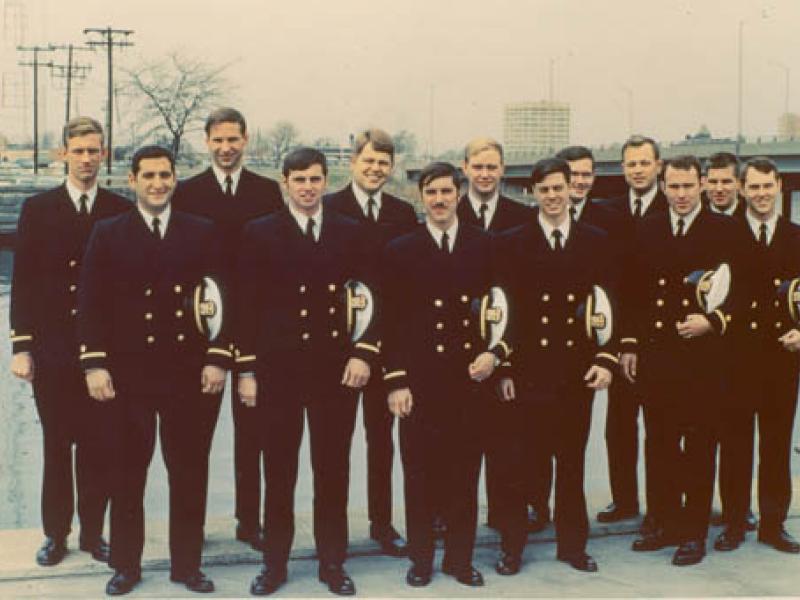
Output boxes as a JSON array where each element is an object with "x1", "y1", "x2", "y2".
[
  {"x1": 62, "y1": 133, "x2": 105, "y2": 188},
  {"x1": 129, "y1": 157, "x2": 175, "y2": 215},
  {"x1": 351, "y1": 143, "x2": 393, "y2": 194},
  {"x1": 705, "y1": 165, "x2": 738, "y2": 210},
  {"x1": 662, "y1": 165, "x2": 703, "y2": 216},
  {"x1": 742, "y1": 168, "x2": 781, "y2": 220},
  {"x1": 534, "y1": 172, "x2": 570, "y2": 221},
  {"x1": 463, "y1": 148, "x2": 504, "y2": 198},
  {"x1": 206, "y1": 121, "x2": 248, "y2": 173},
  {"x1": 567, "y1": 157, "x2": 594, "y2": 202},
  {"x1": 622, "y1": 144, "x2": 661, "y2": 194},
  {"x1": 421, "y1": 175, "x2": 459, "y2": 229},
  {"x1": 283, "y1": 163, "x2": 326, "y2": 215}
]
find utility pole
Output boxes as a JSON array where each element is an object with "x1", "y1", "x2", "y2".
[
  {"x1": 84, "y1": 26, "x2": 134, "y2": 174},
  {"x1": 50, "y1": 44, "x2": 93, "y2": 124},
  {"x1": 17, "y1": 44, "x2": 55, "y2": 175}
]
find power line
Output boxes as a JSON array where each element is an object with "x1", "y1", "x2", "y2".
[{"x1": 17, "y1": 44, "x2": 55, "y2": 175}]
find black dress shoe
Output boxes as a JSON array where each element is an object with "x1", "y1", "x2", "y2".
[
  {"x1": 35, "y1": 537, "x2": 67, "y2": 566},
  {"x1": 672, "y1": 540, "x2": 706, "y2": 566},
  {"x1": 745, "y1": 510, "x2": 758, "y2": 532},
  {"x1": 713, "y1": 527, "x2": 744, "y2": 551},
  {"x1": 405, "y1": 565, "x2": 432, "y2": 587},
  {"x1": 250, "y1": 566, "x2": 287, "y2": 596},
  {"x1": 106, "y1": 569, "x2": 142, "y2": 596},
  {"x1": 557, "y1": 552, "x2": 598, "y2": 572},
  {"x1": 236, "y1": 523, "x2": 265, "y2": 551},
  {"x1": 369, "y1": 524, "x2": 408, "y2": 557},
  {"x1": 80, "y1": 537, "x2": 110, "y2": 563},
  {"x1": 495, "y1": 552, "x2": 521, "y2": 575},
  {"x1": 758, "y1": 527, "x2": 800, "y2": 553},
  {"x1": 432, "y1": 516, "x2": 446, "y2": 539},
  {"x1": 597, "y1": 503, "x2": 640, "y2": 523},
  {"x1": 171, "y1": 570, "x2": 215, "y2": 593},
  {"x1": 442, "y1": 564, "x2": 484, "y2": 587},
  {"x1": 631, "y1": 530, "x2": 678, "y2": 551},
  {"x1": 318, "y1": 564, "x2": 355, "y2": 596},
  {"x1": 527, "y1": 506, "x2": 551, "y2": 533}
]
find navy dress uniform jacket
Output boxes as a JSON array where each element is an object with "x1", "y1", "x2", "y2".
[{"x1": 457, "y1": 194, "x2": 533, "y2": 233}]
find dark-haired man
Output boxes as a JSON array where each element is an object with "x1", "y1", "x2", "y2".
[
  {"x1": 714, "y1": 157, "x2": 800, "y2": 554},
  {"x1": 704, "y1": 152, "x2": 745, "y2": 218},
  {"x1": 10, "y1": 116, "x2": 130, "y2": 567},
  {"x1": 324, "y1": 129, "x2": 416, "y2": 556},
  {"x1": 239, "y1": 148, "x2": 379, "y2": 596},
  {"x1": 172, "y1": 107, "x2": 284, "y2": 550},
  {"x1": 78, "y1": 145, "x2": 231, "y2": 594}
]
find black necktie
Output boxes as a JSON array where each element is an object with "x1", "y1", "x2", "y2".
[
  {"x1": 479, "y1": 203, "x2": 488, "y2": 229},
  {"x1": 676, "y1": 218, "x2": 685, "y2": 237},
  {"x1": 569, "y1": 205, "x2": 577, "y2": 221},
  {"x1": 633, "y1": 198, "x2": 642, "y2": 218},
  {"x1": 306, "y1": 217, "x2": 316, "y2": 242},
  {"x1": 367, "y1": 197, "x2": 377, "y2": 222},
  {"x1": 152, "y1": 217, "x2": 162, "y2": 240},
  {"x1": 78, "y1": 194, "x2": 89, "y2": 217},
  {"x1": 224, "y1": 175, "x2": 233, "y2": 197},
  {"x1": 759, "y1": 223, "x2": 768, "y2": 247},
  {"x1": 552, "y1": 229, "x2": 563, "y2": 251},
  {"x1": 441, "y1": 232, "x2": 450, "y2": 254}
]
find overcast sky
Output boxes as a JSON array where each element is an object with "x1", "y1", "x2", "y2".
[{"x1": 5, "y1": 0, "x2": 800, "y2": 153}]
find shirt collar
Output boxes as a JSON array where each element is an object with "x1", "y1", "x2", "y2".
[
  {"x1": 570, "y1": 196, "x2": 588, "y2": 220},
  {"x1": 65, "y1": 179, "x2": 98, "y2": 214},
  {"x1": 425, "y1": 217, "x2": 459, "y2": 252},
  {"x1": 137, "y1": 203, "x2": 171, "y2": 237},
  {"x1": 709, "y1": 198, "x2": 739, "y2": 216},
  {"x1": 746, "y1": 209, "x2": 779, "y2": 245},
  {"x1": 288, "y1": 202, "x2": 323, "y2": 241},
  {"x1": 538, "y1": 211, "x2": 571, "y2": 248},
  {"x1": 669, "y1": 203, "x2": 701, "y2": 236},
  {"x1": 629, "y1": 184, "x2": 658, "y2": 215},
  {"x1": 211, "y1": 164, "x2": 243, "y2": 195},
  {"x1": 468, "y1": 191, "x2": 499, "y2": 228},
  {"x1": 351, "y1": 182, "x2": 382, "y2": 217}
]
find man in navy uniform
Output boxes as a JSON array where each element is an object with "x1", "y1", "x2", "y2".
[
  {"x1": 494, "y1": 158, "x2": 617, "y2": 575},
  {"x1": 324, "y1": 129, "x2": 416, "y2": 556},
  {"x1": 382, "y1": 162, "x2": 512, "y2": 588},
  {"x1": 598, "y1": 136, "x2": 667, "y2": 527},
  {"x1": 704, "y1": 152, "x2": 746, "y2": 218},
  {"x1": 78, "y1": 145, "x2": 231, "y2": 595},
  {"x1": 714, "y1": 157, "x2": 800, "y2": 554},
  {"x1": 622, "y1": 155, "x2": 738, "y2": 566},
  {"x1": 10, "y1": 116, "x2": 130, "y2": 567},
  {"x1": 238, "y1": 148, "x2": 379, "y2": 596},
  {"x1": 172, "y1": 107, "x2": 284, "y2": 550}
]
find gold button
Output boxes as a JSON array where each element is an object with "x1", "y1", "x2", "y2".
[
  {"x1": 463, "y1": 319, "x2": 469, "y2": 327},
  {"x1": 436, "y1": 322, "x2": 444, "y2": 330},
  {"x1": 775, "y1": 300, "x2": 781, "y2": 307},
  {"x1": 174, "y1": 284, "x2": 182, "y2": 293},
  {"x1": 750, "y1": 322, "x2": 758, "y2": 330},
  {"x1": 175, "y1": 309, "x2": 183, "y2": 318},
  {"x1": 331, "y1": 330, "x2": 339, "y2": 338},
  {"x1": 80, "y1": 344, "x2": 87, "y2": 352},
  {"x1": 566, "y1": 340, "x2": 574, "y2": 347},
  {"x1": 540, "y1": 338, "x2": 549, "y2": 347},
  {"x1": 301, "y1": 332, "x2": 310, "y2": 340},
  {"x1": 726, "y1": 314, "x2": 732, "y2": 322},
  {"x1": 567, "y1": 293, "x2": 575, "y2": 302},
  {"x1": 434, "y1": 299, "x2": 443, "y2": 307},
  {"x1": 658, "y1": 278, "x2": 666, "y2": 286},
  {"x1": 436, "y1": 344, "x2": 445, "y2": 353},
  {"x1": 300, "y1": 309, "x2": 308, "y2": 317},
  {"x1": 542, "y1": 293, "x2": 550, "y2": 302},
  {"x1": 146, "y1": 335, "x2": 155, "y2": 344},
  {"x1": 145, "y1": 312, "x2": 153, "y2": 320},
  {"x1": 751, "y1": 300, "x2": 758, "y2": 309},
  {"x1": 655, "y1": 320, "x2": 663, "y2": 329},
  {"x1": 145, "y1": 288, "x2": 152, "y2": 296},
  {"x1": 69, "y1": 284, "x2": 77, "y2": 292},
  {"x1": 300, "y1": 285, "x2": 307, "y2": 293},
  {"x1": 234, "y1": 349, "x2": 241, "y2": 357},
  {"x1": 567, "y1": 317, "x2": 575, "y2": 325},
  {"x1": 176, "y1": 333, "x2": 185, "y2": 342},
  {"x1": 329, "y1": 284, "x2": 336, "y2": 292},
  {"x1": 682, "y1": 299, "x2": 690, "y2": 307},
  {"x1": 68, "y1": 259, "x2": 77, "y2": 268},
  {"x1": 461, "y1": 295, "x2": 469, "y2": 303},
  {"x1": 70, "y1": 308, "x2": 77, "y2": 316},
  {"x1": 656, "y1": 299, "x2": 664, "y2": 307},
  {"x1": 776, "y1": 322, "x2": 783, "y2": 329},
  {"x1": 541, "y1": 316, "x2": 549, "y2": 324},
  {"x1": 464, "y1": 342, "x2": 472, "y2": 350},
  {"x1": 775, "y1": 278, "x2": 782, "y2": 287},
  {"x1": 329, "y1": 307, "x2": 336, "y2": 315}
]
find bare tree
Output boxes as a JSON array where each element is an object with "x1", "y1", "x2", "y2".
[
  {"x1": 123, "y1": 52, "x2": 231, "y2": 159},
  {"x1": 266, "y1": 121, "x2": 300, "y2": 167}
]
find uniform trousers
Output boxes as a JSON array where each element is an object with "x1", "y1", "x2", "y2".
[
  {"x1": 361, "y1": 377, "x2": 396, "y2": 529},
  {"x1": 259, "y1": 366, "x2": 358, "y2": 570},
  {"x1": 232, "y1": 367, "x2": 266, "y2": 531},
  {"x1": 604, "y1": 378, "x2": 643, "y2": 511},
  {"x1": 32, "y1": 360, "x2": 110, "y2": 543}
]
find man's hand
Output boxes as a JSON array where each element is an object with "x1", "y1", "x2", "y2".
[
  {"x1": 86, "y1": 368, "x2": 115, "y2": 401},
  {"x1": 388, "y1": 387, "x2": 413, "y2": 417},
  {"x1": 468, "y1": 352, "x2": 496, "y2": 382},
  {"x1": 779, "y1": 329, "x2": 800, "y2": 352},
  {"x1": 620, "y1": 352, "x2": 638, "y2": 383},
  {"x1": 341, "y1": 357, "x2": 370, "y2": 389},
  {"x1": 584, "y1": 365, "x2": 612, "y2": 389},
  {"x1": 238, "y1": 374, "x2": 257, "y2": 407},
  {"x1": 498, "y1": 377, "x2": 516, "y2": 401},
  {"x1": 11, "y1": 352, "x2": 33, "y2": 383},
  {"x1": 676, "y1": 313, "x2": 712, "y2": 339},
  {"x1": 201, "y1": 365, "x2": 226, "y2": 394}
]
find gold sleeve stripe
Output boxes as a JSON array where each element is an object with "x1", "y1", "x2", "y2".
[
  {"x1": 80, "y1": 351, "x2": 107, "y2": 360},
  {"x1": 620, "y1": 337, "x2": 638, "y2": 344},
  {"x1": 596, "y1": 352, "x2": 619, "y2": 364},
  {"x1": 10, "y1": 335, "x2": 33, "y2": 342},
  {"x1": 383, "y1": 370, "x2": 407, "y2": 381},
  {"x1": 715, "y1": 310, "x2": 728, "y2": 335},
  {"x1": 355, "y1": 342, "x2": 380, "y2": 354},
  {"x1": 501, "y1": 361, "x2": 512, "y2": 367},
  {"x1": 496, "y1": 340, "x2": 511, "y2": 357},
  {"x1": 207, "y1": 348, "x2": 233, "y2": 357},
  {"x1": 235, "y1": 354, "x2": 256, "y2": 363}
]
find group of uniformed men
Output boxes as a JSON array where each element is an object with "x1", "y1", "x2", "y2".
[{"x1": 9, "y1": 108, "x2": 800, "y2": 597}]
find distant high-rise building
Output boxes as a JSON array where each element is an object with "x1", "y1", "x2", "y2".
[{"x1": 503, "y1": 101, "x2": 570, "y2": 157}]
